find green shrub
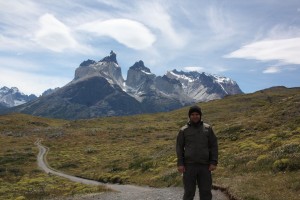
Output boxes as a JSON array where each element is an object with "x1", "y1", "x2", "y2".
[
  {"x1": 267, "y1": 140, "x2": 282, "y2": 150},
  {"x1": 273, "y1": 159, "x2": 289, "y2": 171},
  {"x1": 158, "y1": 169, "x2": 178, "y2": 186},
  {"x1": 15, "y1": 196, "x2": 26, "y2": 200},
  {"x1": 129, "y1": 157, "x2": 155, "y2": 172},
  {"x1": 287, "y1": 155, "x2": 300, "y2": 171},
  {"x1": 84, "y1": 147, "x2": 97, "y2": 154},
  {"x1": 97, "y1": 173, "x2": 128, "y2": 184},
  {"x1": 57, "y1": 162, "x2": 78, "y2": 169},
  {"x1": 256, "y1": 155, "x2": 272, "y2": 166},
  {"x1": 272, "y1": 143, "x2": 300, "y2": 159}
]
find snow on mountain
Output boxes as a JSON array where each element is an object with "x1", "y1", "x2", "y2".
[
  {"x1": 0, "y1": 86, "x2": 37, "y2": 107},
  {"x1": 166, "y1": 69, "x2": 243, "y2": 101}
]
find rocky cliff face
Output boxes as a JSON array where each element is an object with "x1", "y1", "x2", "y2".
[
  {"x1": 74, "y1": 51, "x2": 124, "y2": 88},
  {"x1": 125, "y1": 60, "x2": 155, "y2": 101},
  {"x1": 4, "y1": 51, "x2": 243, "y2": 119},
  {"x1": 125, "y1": 61, "x2": 193, "y2": 111}
]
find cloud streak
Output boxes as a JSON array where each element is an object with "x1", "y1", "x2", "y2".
[
  {"x1": 78, "y1": 18, "x2": 156, "y2": 50},
  {"x1": 184, "y1": 66, "x2": 205, "y2": 72},
  {"x1": 34, "y1": 13, "x2": 92, "y2": 54},
  {"x1": 34, "y1": 13, "x2": 77, "y2": 52},
  {"x1": 206, "y1": 5, "x2": 236, "y2": 39},
  {"x1": 225, "y1": 37, "x2": 300, "y2": 65},
  {"x1": 263, "y1": 66, "x2": 281, "y2": 74},
  {"x1": 133, "y1": 1, "x2": 186, "y2": 49}
]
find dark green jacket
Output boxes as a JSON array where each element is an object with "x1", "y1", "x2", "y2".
[{"x1": 176, "y1": 121, "x2": 218, "y2": 166}]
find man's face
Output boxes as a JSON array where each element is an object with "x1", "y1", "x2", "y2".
[{"x1": 190, "y1": 112, "x2": 201, "y2": 123}]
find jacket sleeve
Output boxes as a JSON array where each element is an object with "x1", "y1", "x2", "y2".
[
  {"x1": 208, "y1": 127, "x2": 218, "y2": 165},
  {"x1": 176, "y1": 130, "x2": 185, "y2": 166}
]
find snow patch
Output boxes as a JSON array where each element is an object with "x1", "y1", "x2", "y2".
[
  {"x1": 169, "y1": 71, "x2": 195, "y2": 82},
  {"x1": 14, "y1": 100, "x2": 27, "y2": 106},
  {"x1": 141, "y1": 70, "x2": 152, "y2": 75}
]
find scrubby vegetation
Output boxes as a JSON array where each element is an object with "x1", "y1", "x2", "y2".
[
  {"x1": 0, "y1": 114, "x2": 108, "y2": 200},
  {"x1": 1, "y1": 86, "x2": 300, "y2": 199}
]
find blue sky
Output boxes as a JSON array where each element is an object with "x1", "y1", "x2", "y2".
[{"x1": 0, "y1": 0, "x2": 300, "y2": 96}]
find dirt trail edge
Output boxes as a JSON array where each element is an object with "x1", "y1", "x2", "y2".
[{"x1": 35, "y1": 139, "x2": 229, "y2": 200}]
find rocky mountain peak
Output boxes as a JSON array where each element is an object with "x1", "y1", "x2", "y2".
[
  {"x1": 74, "y1": 51, "x2": 124, "y2": 88},
  {"x1": 126, "y1": 61, "x2": 155, "y2": 91},
  {"x1": 169, "y1": 69, "x2": 203, "y2": 79},
  {"x1": 99, "y1": 50, "x2": 118, "y2": 64},
  {"x1": 0, "y1": 86, "x2": 37, "y2": 107},
  {"x1": 2, "y1": 51, "x2": 243, "y2": 119},
  {"x1": 79, "y1": 59, "x2": 96, "y2": 67},
  {"x1": 0, "y1": 86, "x2": 10, "y2": 94},
  {"x1": 131, "y1": 60, "x2": 151, "y2": 73},
  {"x1": 166, "y1": 69, "x2": 243, "y2": 101}
]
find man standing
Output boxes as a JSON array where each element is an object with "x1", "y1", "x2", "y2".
[{"x1": 176, "y1": 105, "x2": 218, "y2": 200}]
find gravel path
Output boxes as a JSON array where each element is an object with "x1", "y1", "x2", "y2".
[
  {"x1": 36, "y1": 140, "x2": 229, "y2": 200},
  {"x1": 61, "y1": 187, "x2": 229, "y2": 200}
]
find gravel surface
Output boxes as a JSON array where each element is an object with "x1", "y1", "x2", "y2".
[
  {"x1": 60, "y1": 186, "x2": 229, "y2": 200},
  {"x1": 37, "y1": 140, "x2": 229, "y2": 200}
]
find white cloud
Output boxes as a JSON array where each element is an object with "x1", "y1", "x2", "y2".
[
  {"x1": 0, "y1": 57, "x2": 41, "y2": 71},
  {"x1": 0, "y1": 1, "x2": 41, "y2": 51},
  {"x1": 34, "y1": 13, "x2": 92, "y2": 54},
  {"x1": 78, "y1": 18, "x2": 156, "y2": 50},
  {"x1": 225, "y1": 37, "x2": 300, "y2": 65},
  {"x1": 96, "y1": 0, "x2": 128, "y2": 9},
  {"x1": 0, "y1": 34, "x2": 35, "y2": 51},
  {"x1": 133, "y1": 1, "x2": 186, "y2": 48},
  {"x1": 263, "y1": 66, "x2": 281, "y2": 74},
  {"x1": 267, "y1": 25, "x2": 300, "y2": 39},
  {"x1": 206, "y1": 5, "x2": 236, "y2": 39},
  {"x1": 0, "y1": 1, "x2": 40, "y2": 27},
  {"x1": 184, "y1": 66, "x2": 205, "y2": 72},
  {"x1": 0, "y1": 68, "x2": 70, "y2": 96},
  {"x1": 184, "y1": 65, "x2": 230, "y2": 74},
  {"x1": 213, "y1": 65, "x2": 230, "y2": 73}
]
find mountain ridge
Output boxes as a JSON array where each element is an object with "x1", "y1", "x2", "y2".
[
  {"x1": 3, "y1": 51, "x2": 243, "y2": 119},
  {"x1": 0, "y1": 86, "x2": 37, "y2": 108}
]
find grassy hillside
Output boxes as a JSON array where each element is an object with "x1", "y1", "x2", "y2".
[
  {"x1": 0, "y1": 86, "x2": 299, "y2": 200},
  {"x1": 0, "y1": 114, "x2": 109, "y2": 200}
]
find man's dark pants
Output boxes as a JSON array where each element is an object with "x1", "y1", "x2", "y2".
[{"x1": 183, "y1": 164, "x2": 212, "y2": 200}]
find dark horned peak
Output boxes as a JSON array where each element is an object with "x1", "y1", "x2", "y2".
[
  {"x1": 130, "y1": 60, "x2": 151, "y2": 73},
  {"x1": 100, "y1": 50, "x2": 118, "y2": 64},
  {"x1": 79, "y1": 59, "x2": 96, "y2": 67}
]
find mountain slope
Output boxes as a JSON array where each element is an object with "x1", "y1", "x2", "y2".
[{"x1": 11, "y1": 76, "x2": 144, "y2": 119}]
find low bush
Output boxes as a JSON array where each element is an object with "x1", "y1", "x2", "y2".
[{"x1": 273, "y1": 159, "x2": 290, "y2": 171}]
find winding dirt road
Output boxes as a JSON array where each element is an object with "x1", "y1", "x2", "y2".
[{"x1": 35, "y1": 140, "x2": 229, "y2": 200}]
